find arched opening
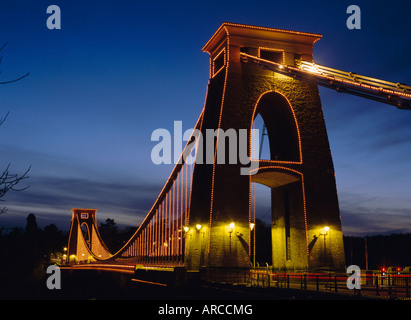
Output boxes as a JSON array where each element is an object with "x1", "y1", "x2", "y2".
[
  {"x1": 81, "y1": 223, "x2": 90, "y2": 247},
  {"x1": 250, "y1": 92, "x2": 307, "y2": 271},
  {"x1": 252, "y1": 91, "x2": 301, "y2": 162},
  {"x1": 250, "y1": 182, "x2": 272, "y2": 267},
  {"x1": 253, "y1": 113, "x2": 270, "y2": 160},
  {"x1": 251, "y1": 171, "x2": 306, "y2": 270}
]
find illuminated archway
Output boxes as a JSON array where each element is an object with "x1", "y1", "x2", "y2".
[
  {"x1": 252, "y1": 91, "x2": 301, "y2": 163},
  {"x1": 80, "y1": 222, "x2": 90, "y2": 247},
  {"x1": 249, "y1": 91, "x2": 309, "y2": 269}
]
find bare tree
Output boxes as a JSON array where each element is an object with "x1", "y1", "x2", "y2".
[
  {"x1": 0, "y1": 43, "x2": 30, "y2": 214},
  {"x1": 0, "y1": 43, "x2": 30, "y2": 84},
  {"x1": 0, "y1": 164, "x2": 30, "y2": 214}
]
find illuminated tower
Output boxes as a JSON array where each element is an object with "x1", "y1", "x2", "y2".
[{"x1": 185, "y1": 23, "x2": 345, "y2": 271}]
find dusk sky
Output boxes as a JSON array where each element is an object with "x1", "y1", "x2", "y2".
[{"x1": 0, "y1": 0, "x2": 410, "y2": 237}]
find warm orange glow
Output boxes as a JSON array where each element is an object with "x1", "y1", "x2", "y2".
[
  {"x1": 299, "y1": 63, "x2": 321, "y2": 74},
  {"x1": 295, "y1": 59, "x2": 411, "y2": 99},
  {"x1": 208, "y1": 26, "x2": 230, "y2": 253},
  {"x1": 202, "y1": 22, "x2": 322, "y2": 53},
  {"x1": 131, "y1": 278, "x2": 168, "y2": 287},
  {"x1": 212, "y1": 47, "x2": 226, "y2": 78},
  {"x1": 71, "y1": 263, "x2": 136, "y2": 274}
]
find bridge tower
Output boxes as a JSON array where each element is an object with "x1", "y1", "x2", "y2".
[
  {"x1": 185, "y1": 23, "x2": 345, "y2": 271},
  {"x1": 67, "y1": 208, "x2": 112, "y2": 262}
]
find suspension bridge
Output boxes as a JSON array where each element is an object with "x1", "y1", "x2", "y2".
[{"x1": 64, "y1": 23, "x2": 410, "y2": 289}]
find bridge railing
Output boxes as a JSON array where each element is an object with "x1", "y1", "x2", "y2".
[{"x1": 200, "y1": 267, "x2": 411, "y2": 300}]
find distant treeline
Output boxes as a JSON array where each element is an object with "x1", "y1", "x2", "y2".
[
  {"x1": 344, "y1": 233, "x2": 411, "y2": 270},
  {"x1": 0, "y1": 214, "x2": 67, "y2": 298}
]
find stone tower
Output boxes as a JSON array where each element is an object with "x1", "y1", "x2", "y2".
[{"x1": 185, "y1": 22, "x2": 345, "y2": 271}]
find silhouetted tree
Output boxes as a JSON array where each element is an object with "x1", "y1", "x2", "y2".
[
  {"x1": 343, "y1": 233, "x2": 411, "y2": 270},
  {"x1": 26, "y1": 213, "x2": 38, "y2": 234},
  {"x1": 42, "y1": 223, "x2": 66, "y2": 260},
  {"x1": 99, "y1": 218, "x2": 120, "y2": 252}
]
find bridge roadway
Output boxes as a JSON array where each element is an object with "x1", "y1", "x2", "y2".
[{"x1": 59, "y1": 263, "x2": 410, "y2": 300}]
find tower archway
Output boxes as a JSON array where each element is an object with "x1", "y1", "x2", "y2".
[
  {"x1": 252, "y1": 91, "x2": 301, "y2": 163},
  {"x1": 250, "y1": 91, "x2": 307, "y2": 269}
]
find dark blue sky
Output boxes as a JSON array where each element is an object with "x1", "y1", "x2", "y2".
[{"x1": 0, "y1": 0, "x2": 410, "y2": 236}]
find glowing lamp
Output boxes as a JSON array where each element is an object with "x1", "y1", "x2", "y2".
[
  {"x1": 250, "y1": 223, "x2": 255, "y2": 231},
  {"x1": 228, "y1": 222, "x2": 235, "y2": 233},
  {"x1": 196, "y1": 224, "x2": 202, "y2": 231},
  {"x1": 183, "y1": 226, "x2": 189, "y2": 233},
  {"x1": 319, "y1": 226, "x2": 329, "y2": 236}
]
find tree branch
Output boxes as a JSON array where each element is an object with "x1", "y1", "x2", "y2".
[
  {"x1": 0, "y1": 111, "x2": 9, "y2": 127},
  {"x1": 0, "y1": 42, "x2": 30, "y2": 85},
  {"x1": 0, "y1": 164, "x2": 31, "y2": 199},
  {"x1": 0, "y1": 72, "x2": 30, "y2": 85}
]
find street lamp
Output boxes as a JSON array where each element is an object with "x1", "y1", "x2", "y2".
[
  {"x1": 228, "y1": 222, "x2": 235, "y2": 259},
  {"x1": 320, "y1": 226, "x2": 329, "y2": 248},
  {"x1": 320, "y1": 226, "x2": 329, "y2": 268},
  {"x1": 196, "y1": 224, "x2": 202, "y2": 231},
  {"x1": 250, "y1": 222, "x2": 256, "y2": 268}
]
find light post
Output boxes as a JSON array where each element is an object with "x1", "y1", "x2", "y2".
[
  {"x1": 250, "y1": 223, "x2": 255, "y2": 268},
  {"x1": 63, "y1": 247, "x2": 67, "y2": 263},
  {"x1": 228, "y1": 222, "x2": 235, "y2": 258},
  {"x1": 320, "y1": 226, "x2": 329, "y2": 268}
]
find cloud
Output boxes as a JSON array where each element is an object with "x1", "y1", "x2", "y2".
[
  {"x1": 0, "y1": 176, "x2": 164, "y2": 231},
  {"x1": 322, "y1": 87, "x2": 411, "y2": 164},
  {"x1": 339, "y1": 191, "x2": 411, "y2": 236},
  {"x1": 341, "y1": 208, "x2": 411, "y2": 237}
]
